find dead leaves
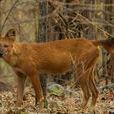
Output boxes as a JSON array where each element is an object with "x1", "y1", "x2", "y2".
[{"x1": 0, "y1": 85, "x2": 114, "y2": 113}]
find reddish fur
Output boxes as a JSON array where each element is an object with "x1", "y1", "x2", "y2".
[{"x1": 0, "y1": 29, "x2": 114, "y2": 109}]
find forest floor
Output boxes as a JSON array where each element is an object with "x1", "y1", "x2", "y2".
[{"x1": 0, "y1": 80, "x2": 114, "y2": 114}]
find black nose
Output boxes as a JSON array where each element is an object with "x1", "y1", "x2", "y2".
[{"x1": 0, "y1": 48, "x2": 3, "y2": 57}]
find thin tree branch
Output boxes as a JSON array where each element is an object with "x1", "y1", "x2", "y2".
[{"x1": 0, "y1": 0, "x2": 19, "y2": 32}]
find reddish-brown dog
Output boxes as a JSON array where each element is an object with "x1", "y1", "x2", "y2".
[{"x1": 0, "y1": 29, "x2": 114, "y2": 109}]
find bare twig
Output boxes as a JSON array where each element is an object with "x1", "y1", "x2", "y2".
[
  {"x1": 76, "y1": 13, "x2": 113, "y2": 38},
  {"x1": 40, "y1": 0, "x2": 114, "y2": 7},
  {"x1": 0, "y1": 0, "x2": 19, "y2": 32}
]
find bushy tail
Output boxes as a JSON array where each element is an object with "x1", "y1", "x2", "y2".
[
  {"x1": 92, "y1": 40, "x2": 104, "y2": 47},
  {"x1": 92, "y1": 38, "x2": 114, "y2": 53}
]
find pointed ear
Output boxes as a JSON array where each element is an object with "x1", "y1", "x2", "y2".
[{"x1": 5, "y1": 29, "x2": 16, "y2": 41}]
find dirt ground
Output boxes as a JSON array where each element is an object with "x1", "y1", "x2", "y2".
[{"x1": 0, "y1": 81, "x2": 114, "y2": 114}]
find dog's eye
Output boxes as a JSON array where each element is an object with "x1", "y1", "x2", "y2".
[{"x1": 4, "y1": 45, "x2": 8, "y2": 48}]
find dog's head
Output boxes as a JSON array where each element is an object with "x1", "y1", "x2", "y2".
[{"x1": 0, "y1": 29, "x2": 16, "y2": 57}]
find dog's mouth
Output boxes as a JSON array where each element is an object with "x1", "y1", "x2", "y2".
[
  {"x1": 0, "y1": 53, "x2": 3, "y2": 57},
  {"x1": 0, "y1": 49, "x2": 3, "y2": 57}
]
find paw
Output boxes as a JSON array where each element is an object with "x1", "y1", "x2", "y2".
[
  {"x1": 81, "y1": 103, "x2": 87, "y2": 109},
  {"x1": 39, "y1": 97, "x2": 44, "y2": 108},
  {"x1": 15, "y1": 102, "x2": 23, "y2": 107}
]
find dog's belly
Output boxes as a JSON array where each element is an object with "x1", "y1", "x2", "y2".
[
  {"x1": 37, "y1": 54, "x2": 73, "y2": 74},
  {"x1": 38, "y1": 62, "x2": 72, "y2": 74}
]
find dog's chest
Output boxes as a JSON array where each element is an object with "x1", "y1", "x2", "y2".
[{"x1": 3, "y1": 55, "x2": 17, "y2": 66}]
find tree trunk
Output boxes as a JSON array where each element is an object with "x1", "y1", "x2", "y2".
[{"x1": 104, "y1": 0, "x2": 113, "y2": 85}]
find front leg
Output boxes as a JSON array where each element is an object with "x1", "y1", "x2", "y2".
[
  {"x1": 39, "y1": 74, "x2": 47, "y2": 107},
  {"x1": 29, "y1": 72, "x2": 44, "y2": 108},
  {"x1": 15, "y1": 71, "x2": 27, "y2": 106}
]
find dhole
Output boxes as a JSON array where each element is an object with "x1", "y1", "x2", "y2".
[{"x1": 0, "y1": 29, "x2": 114, "y2": 109}]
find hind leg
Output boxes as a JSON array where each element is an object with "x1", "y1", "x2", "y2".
[
  {"x1": 78, "y1": 70, "x2": 91, "y2": 108},
  {"x1": 89, "y1": 69, "x2": 99, "y2": 107}
]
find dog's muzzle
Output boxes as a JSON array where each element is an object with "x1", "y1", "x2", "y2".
[{"x1": 0, "y1": 48, "x2": 3, "y2": 57}]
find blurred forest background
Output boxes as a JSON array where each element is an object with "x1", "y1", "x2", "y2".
[
  {"x1": 0, "y1": 0, "x2": 114, "y2": 113},
  {"x1": 0, "y1": 0, "x2": 114, "y2": 87}
]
